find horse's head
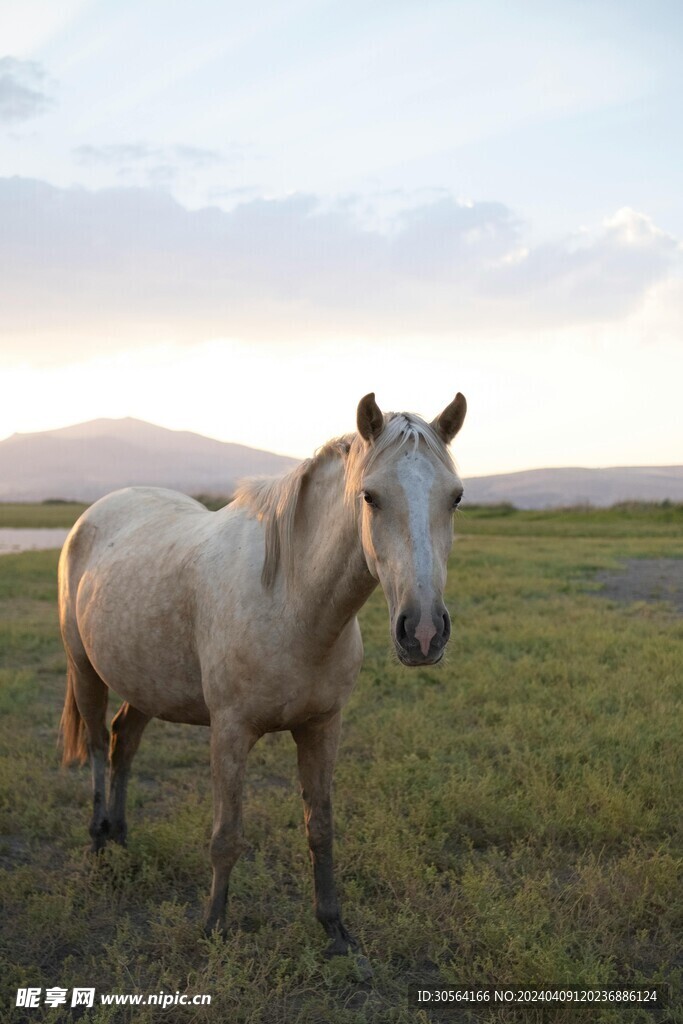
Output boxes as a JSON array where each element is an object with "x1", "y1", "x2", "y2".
[{"x1": 351, "y1": 392, "x2": 466, "y2": 667}]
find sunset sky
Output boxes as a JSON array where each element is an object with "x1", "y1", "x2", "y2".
[{"x1": 1, "y1": 0, "x2": 681, "y2": 475}]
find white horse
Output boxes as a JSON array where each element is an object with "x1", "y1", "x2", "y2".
[{"x1": 59, "y1": 392, "x2": 466, "y2": 956}]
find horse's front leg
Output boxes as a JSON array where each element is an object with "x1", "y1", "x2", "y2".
[
  {"x1": 204, "y1": 710, "x2": 256, "y2": 938},
  {"x1": 292, "y1": 712, "x2": 358, "y2": 957}
]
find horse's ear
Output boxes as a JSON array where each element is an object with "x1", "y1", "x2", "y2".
[
  {"x1": 357, "y1": 392, "x2": 384, "y2": 443},
  {"x1": 432, "y1": 392, "x2": 467, "y2": 444}
]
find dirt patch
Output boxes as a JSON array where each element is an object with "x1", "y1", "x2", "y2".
[{"x1": 594, "y1": 558, "x2": 683, "y2": 613}]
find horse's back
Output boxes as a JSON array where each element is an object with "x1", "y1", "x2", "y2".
[
  {"x1": 65, "y1": 486, "x2": 208, "y2": 551},
  {"x1": 59, "y1": 487, "x2": 210, "y2": 613}
]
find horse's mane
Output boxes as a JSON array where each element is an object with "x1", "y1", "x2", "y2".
[{"x1": 232, "y1": 412, "x2": 455, "y2": 588}]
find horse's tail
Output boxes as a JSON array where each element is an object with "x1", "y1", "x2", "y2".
[{"x1": 59, "y1": 662, "x2": 88, "y2": 766}]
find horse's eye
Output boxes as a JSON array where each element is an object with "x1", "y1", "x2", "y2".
[
  {"x1": 452, "y1": 492, "x2": 463, "y2": 509},
  {"x1": 363, "y1": 491, "x2": 377, "y2": 507}
]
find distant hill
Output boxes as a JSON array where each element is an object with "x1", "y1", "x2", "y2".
[
  {"x1": 0, "y1": 418, "x2": 681, "y2": 507},
  {"x1": 0, "y1": 418, "x2": 301, "y2": 502},
  {"x1": 463, "y1": 465, "x2": 683, "y2": 509}
]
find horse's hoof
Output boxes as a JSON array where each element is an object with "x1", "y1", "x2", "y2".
[
  {"x1": 324, "y1": 926, "x2": 359, "y2": 959},
  {"x1": 202, "y1": 920, "x2": 228, "y2": 941},
  {"x1": 89, "y1": 818, "x2": 110, "y2": 853},
  {"x1": 324, "y1": 939, "x2": 373, "y2": 978},
  {"x1": 354, "y1": 954, "x2": 374, "y2": 981},
  {"x1": 89, "y1": 834, "x2": 109, "y2": 854}
]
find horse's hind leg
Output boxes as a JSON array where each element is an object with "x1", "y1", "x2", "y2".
[
  {"x1": 292, "y1": 712, "x2": 358, "y2": 957},
  {"x1": 65, "y1": 657, "x2": 110, "y2": 852},
  {"x1": 108, "y1": 703, "x2": 150, "y2": 846}
]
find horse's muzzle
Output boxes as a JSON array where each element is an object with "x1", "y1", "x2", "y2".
[{"x1": 393, "y1": 605, "x2": 451, "y2": 666}]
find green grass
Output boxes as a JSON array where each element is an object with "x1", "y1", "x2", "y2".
[
  {"x1": 2, "y1": 499, "x2": 681, "y2": 534},
  {"x1": 0, "y1": 509, "x2": 681, "y2": 1022},
  {"x1": 456, "y1": 501, "x2": 683, "y2": 537},
  {"x1": 0, "y1": 499, "x2": 223, "y2": 527},
  {"x1": 0, "y1": 503, "x2": 88, "y2": 528}
]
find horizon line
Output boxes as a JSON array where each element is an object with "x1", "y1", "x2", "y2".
[{"x1": 1, "y1": 415, "x2": 680, "y2": 478}]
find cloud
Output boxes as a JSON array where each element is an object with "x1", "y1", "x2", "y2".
[
  {"x1": 0, "y1": 56, "x2": 53, "y2": 124},
  {"x1": 72, "y1": 142, "x2": 233, "y2": 192},
  {"x1": 487, "y1": 208, "x2": 680, "y2": 324},
  {"x1": 390, "y1": 198, "x2": 521, "y2": 281},
  {"x1": 0, "y1": 177, "x2": 679, "y2": 363},
  {"x1": 73, "y1": 143, "x2": 223, "y2": 167}
]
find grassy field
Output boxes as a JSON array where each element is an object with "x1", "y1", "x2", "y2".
[
  {"x1": 0, "y1": 503, "x2": 88, "y2": 528},
  {"x1": 0, "y1": 505, "x2": 681, "y2": 1022}
]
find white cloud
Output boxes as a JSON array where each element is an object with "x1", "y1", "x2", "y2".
[
  {"x1": 0, "y1": 57, "x2": 53, "y2": 124},
  {"x1": 485, "y1": 208, "x2": 681, "y2": 324},
  {"x1": 0, "y1": 178, "x2": 679, "y2": 364},
  {"x1": 73, "y1": 142, "x2": 223, "y2": 167},
  {"x1": 71, "y1": 142, "x2": 229, "y2": 191}
]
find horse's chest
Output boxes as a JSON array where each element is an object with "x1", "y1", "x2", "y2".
[
  {"x1": 280, "y1": 665, "x2": 356, "y2": 727},
  {"x1": 202, "y1": 627, "x2": 362, "y2": 732}
]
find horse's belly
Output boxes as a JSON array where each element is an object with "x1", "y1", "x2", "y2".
[
  {"x1": 135, "y1": 689, "x2": 210, "y2": 726},
  {"x1": 84, "y1": 634, "x2": 209, "y2": 725},
  {"x1": 76, "y1": 561, "x2": 208, "y2": 725}
]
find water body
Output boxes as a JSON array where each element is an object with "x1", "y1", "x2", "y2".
[{"x1": 0, "y1": 528, "x2": 70, "y2": 555}]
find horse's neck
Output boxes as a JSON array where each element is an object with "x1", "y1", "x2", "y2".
[{"x1": 292, "y1": 456, "x2": 376, "y2": 641}]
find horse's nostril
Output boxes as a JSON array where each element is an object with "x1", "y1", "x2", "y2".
[
  {"x1": 395, "y1": 613, "x2": 408, "y2": 644},
  {"x1": 442, "y1": 613, "x2": 451, "y2": 640}
]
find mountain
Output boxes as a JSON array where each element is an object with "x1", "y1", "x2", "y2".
[
  {"x1": 0, "y1": 418, "x2": 301, "y2": 502},
  {"x1": 463, "y1": 465, "x2": 683, "y2": 508},
  {"x1": 0, "y1": 418, "x2": 681, "y2": 506}
]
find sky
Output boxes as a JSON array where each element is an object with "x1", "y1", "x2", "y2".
[{"x1": 1, "y1": 0, "x2": 682, "y2": 475}]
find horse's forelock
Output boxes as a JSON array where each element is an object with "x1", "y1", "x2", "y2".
[
  {"x1": 343, "y1": 412, "x2": 455, "y2": 507},
  {"x1": 235, "y1": 413, "x2": 454, "y2": 589}
]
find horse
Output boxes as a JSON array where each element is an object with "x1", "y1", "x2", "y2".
[{"x1": 58, "y1": 391, "x2": 467, "y2": 957}]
